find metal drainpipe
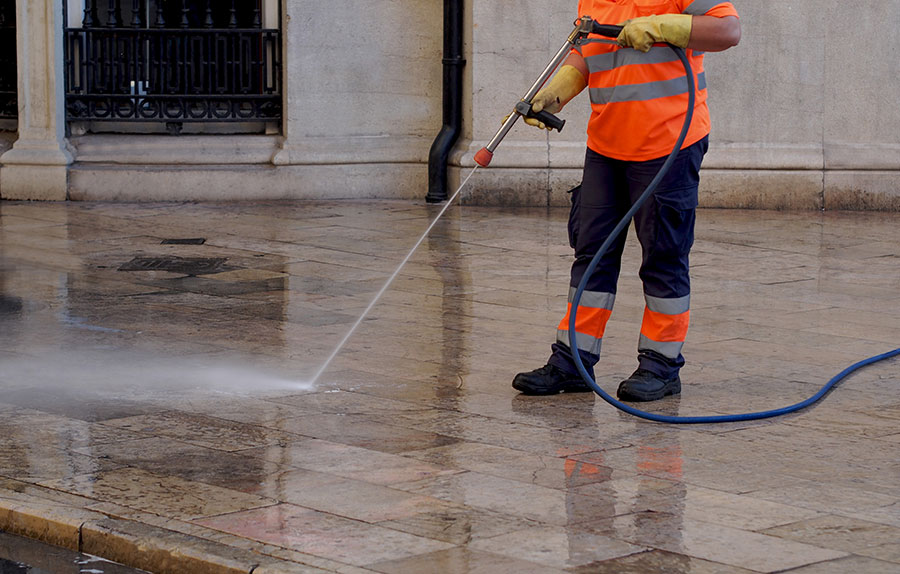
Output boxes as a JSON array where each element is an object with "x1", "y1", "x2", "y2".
[{"x1": 426, "y1": 0, "x2": 465, "y2": 203}]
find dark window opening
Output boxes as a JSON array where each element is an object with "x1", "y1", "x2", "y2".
[
  {"x1": 65, "y1": 0, "x2": 281, "y2": 131},
  {"x1": 0, "y1": 0, "x2": 16, "y2": 122},
  {"x1": 87, "y1": 0, "x2": 263, "y2": 30}
]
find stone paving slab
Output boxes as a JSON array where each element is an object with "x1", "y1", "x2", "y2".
[{"x1": 0, "y1": 200, "x2": 898, "y2": 573}]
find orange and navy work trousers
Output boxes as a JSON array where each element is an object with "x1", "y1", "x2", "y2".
[{"x1": 549, "y1": 136, "x2": 708, "y2": 380}]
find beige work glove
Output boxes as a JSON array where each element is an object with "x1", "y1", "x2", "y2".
[
  {"x1": 617, "y1": 14, "x2": 693, "y2": 52},
  {"x1": 522, "y1": 65, "x2": 587, "y2": 130}
]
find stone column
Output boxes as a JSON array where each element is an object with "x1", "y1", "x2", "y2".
[
  {"x1": 270, "y1": 0, "x2": 298, "y2": 167},
  {"x1": 452, "y1": 0, "x2": 587, "y2": 206},
  {"x1": 0, "y1": 0, "x2": 73, "y2": 201}
]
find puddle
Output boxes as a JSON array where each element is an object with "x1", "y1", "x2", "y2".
[{"x1": 0, "y1": 531, "x2": 151, "y2": 574}]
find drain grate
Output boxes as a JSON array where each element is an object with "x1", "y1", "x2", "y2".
[
  {"x1": 161, "y1": 238, "x2": 206, "y2": 245},
  {"x1": 118, "y1": 256, "x2": 227, "y2": 275},
  {"x1": 0, "y1": 295, "x2": 23, "y2": 315}
]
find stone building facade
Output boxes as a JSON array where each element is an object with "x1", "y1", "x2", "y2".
[{"x1": 0, "y1": 0, "x2": 897, "y2": 209}]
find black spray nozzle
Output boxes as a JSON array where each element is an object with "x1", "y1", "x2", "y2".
[
  {"x1": 515, "y1": 100, "x2": 565, "y2": 132},
  {"x1": 592, "y1": 23, "x2": 624, "y2": 38}
]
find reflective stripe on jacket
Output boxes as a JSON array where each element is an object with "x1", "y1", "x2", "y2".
[{"x1": 574, "y1": 0, "x2": 739, "y2": 162}]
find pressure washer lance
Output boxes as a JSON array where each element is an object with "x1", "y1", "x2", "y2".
[{"x1": 474, "y1": 17, "x2": 622, "y2": 168}]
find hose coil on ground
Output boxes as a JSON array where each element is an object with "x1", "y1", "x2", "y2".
[{"x1": 567, "y1": 45, "x2": 900, "y2": 423}]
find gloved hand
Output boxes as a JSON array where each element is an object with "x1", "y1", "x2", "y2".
[
  {"x1": 617, "y1": 14, "x2": 692, "y2": 52},
  {"x1": 521, "y1": 65, "x2": 587, "y2": 130}
]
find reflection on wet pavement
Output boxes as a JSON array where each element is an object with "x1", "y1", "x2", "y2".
[{"x1": 0, "y1": 200, "x2": 898, "y2": 573}]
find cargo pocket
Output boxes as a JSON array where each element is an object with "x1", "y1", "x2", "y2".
[{"x1": 652, "y1": 187, "x2": 698, "y2": 257}]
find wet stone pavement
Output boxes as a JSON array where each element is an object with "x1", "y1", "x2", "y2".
[{"x1": 0, "y1": 199, "x2": 898, "y2": 573}]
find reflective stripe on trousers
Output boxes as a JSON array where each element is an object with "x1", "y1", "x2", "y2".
[
  {"x1": 640, "y1": 294, "x2": 690, "y2": 361},
  {"x1": 556, "y1": 287, "x2": 615, "y2": 357}
]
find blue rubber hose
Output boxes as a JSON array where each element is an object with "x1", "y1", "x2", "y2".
[{"x1": 568, "y1": 45, "x2": 900, "y2": 423}]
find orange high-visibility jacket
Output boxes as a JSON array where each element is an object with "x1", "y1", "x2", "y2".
[{"x1": 574, "y1": 0, "x2": 739, "y2": 162}]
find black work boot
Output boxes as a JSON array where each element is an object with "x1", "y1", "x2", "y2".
[
  {"x1": 617, "y1": 369, "x2": 681, "y2": 402},
  {"x1": 512, "y1": 364, "x2": 592, "y2": 395}
]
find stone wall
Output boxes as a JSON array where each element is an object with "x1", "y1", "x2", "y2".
[{"x1": 0, "y1": 0, "x2": 897, "y2": 209}]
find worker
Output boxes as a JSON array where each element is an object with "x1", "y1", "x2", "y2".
[{"x1": 512, "y1": 0, "x2": 740, "y2": 401}]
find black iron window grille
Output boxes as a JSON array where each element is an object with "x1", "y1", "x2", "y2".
[
  {"x1": 0, "y1": 0, "x2": 16, "y2": 121},
  {"x1": 65, "y1": 0, "x2": 282, "y2": 126}
]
